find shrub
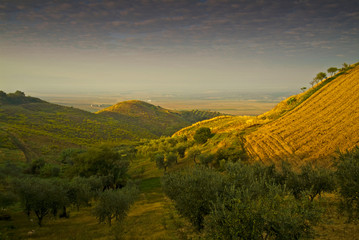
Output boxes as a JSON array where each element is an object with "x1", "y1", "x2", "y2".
[
  {"x1": 162, "y1": 166, "x2": 224, "y2": 230},
  {"x1": 93, "y1": 184, "x2": 138, "y2": 226},
  {"x1": 194, "y1": 127, "x2": 212, "y2": 144},
  {"x1": 335, "y1": 147, "x2": 359, "y2": 220}
]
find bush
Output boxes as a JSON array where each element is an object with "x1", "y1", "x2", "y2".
[
  {"x1": 93, "y1": 184, "x2": 138, "y2": 226},
  {"x1": 13, "y1": 177, "x2": 67, "y2": 226},
  {"x1": 335, "y1": 147, "x2": 359, "y2": 220},
  {"x1": 162, "y1": 166, "x2": 225, "y2": 230},
  {"x1": 194, "y1": 127, "x2": 212, "y2": 144},
  {"x1": 162, "y1": 162, "x2": 323, "y2": 238},
  {"x1": 205, "y1": 182, "x2": 321, "y2": 240}
]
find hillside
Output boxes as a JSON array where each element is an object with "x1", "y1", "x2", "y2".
[
  {"x1": 97, "y1": 100, "x2": 224, "y2": 136},
  {"x1": 0, "y1": 93, "x2": 149, "y2": 162},
  {"x1": 174, "y1": 63, "x2": 359, "y2": 165},
  {"x1": 244, "y1": 63, "x2": 359, "y2": 165},
  {"x1": 0, "y1": 93, "x2": 223, "y2": 162}
]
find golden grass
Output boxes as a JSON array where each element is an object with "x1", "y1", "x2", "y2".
[{"x1": 244, "y1": 65, "x2": 359, "y2": 165}]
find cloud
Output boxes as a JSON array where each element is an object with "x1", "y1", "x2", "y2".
[{"x1": 1, "y1": 0, "x2": 358, "y2": 56}]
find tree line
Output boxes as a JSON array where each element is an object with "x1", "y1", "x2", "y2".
[
  {"x1": 0, "y1": 145, "x2": 138, "y2": 227},
  {"x1": 310, "y1": 62, "x2": 352, "y2": 87}
]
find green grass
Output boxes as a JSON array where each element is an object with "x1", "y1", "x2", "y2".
[{"x1": 138, "y1": 177, "x2": 162, "y2": 193}]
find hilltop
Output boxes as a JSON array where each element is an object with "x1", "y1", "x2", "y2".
[
  {"x1": 174, "y1": 63, "x2": 359, "y2": 165},
  {"x1": 97, "y1": 100, "x2": 224, "y2": 136}
]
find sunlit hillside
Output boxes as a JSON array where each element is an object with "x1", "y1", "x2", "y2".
[
  {"x1": 174, "y1": 63, "x2": 359, "y2": 166},
  {"x1": 244, "y1": 63, "x2": 359, "y2": 165},
  {"x1": 97, "y1": 100, "x2": 224, "y2": 136}
]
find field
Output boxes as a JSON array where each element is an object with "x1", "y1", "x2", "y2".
[
  {"x1": 33, "y1": 92, "x2": 280, "y2": 116},
  {"x1": 173, "y1": 64, "x2": 359, "y2": 166},
  {"x1": 244, "y1": 65, "x2": 359, "y2": 165}
]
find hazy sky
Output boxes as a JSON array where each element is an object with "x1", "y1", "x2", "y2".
[{"x1": 1, "y1": 0, "x2": 358, "y2": 94}]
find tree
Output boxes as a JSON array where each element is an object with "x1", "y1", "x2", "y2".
[
  {"x1": 273, "y1": 162, "x2": 335, "y2": 201},
  {"x1": 194, "y1": 127, "x2": 212, "y2": 144},
  {"x1": 0, "y1": 90, "x2": 6, "y2": 98},
  {"x1": 203, "y1": 162, "x2": 322, "y2": 239},
  {"x1": 187, "y1": 147, "x2": 201, "y2": 164},
  {"x1": 93, "y1": 184, "x2": 138, "y2": 226},
  {"x1": 70, "y1": 145, "x2": 130, "y2": 189},
  {"x1": 341, "y1": 62, "x2": 350, "y2": 71},
  {"x1": 13, "y1": 177, "x2": 66, "y2": 226},
  {"x1": 198, "y1": 152, "x2": 215, "y2": 167},
  {"x1": 298, "y1": 164, "x2": 335, "y2": 201},
  {"x1": 327, "y1": 67, "x2": 338, "y2": 77},
  {"x1": 27, "y1": 158, "x2": 45, "y2": 175},
  {"x1": 66, "y1": 177, "x2": 95, "y2": 212},
  {"x1": 175, "y1": 143, "x2": 187, "y2": 158},
  {"x1": 0, "y1": 191, "x2": 17, "y2": 220},
  {"x1": 315, "y1": 72, "x2": 327, "y2": 82},
  {"x1": 162, "y1": 166, "x2": 224, "y2": 230},
  {"x1": 301, "y1": 87, "x2": 307, "y2": 92},
  {"x1": 205, "y1": 182, "x2": 321, "y2": 240},
  {"x1": 154, "y1": 152, "x2": 177, "y2": 172},
  {"x1": 335, "y1": 147, "x2": 359, "y2": 221},
  {"x1": 310, "y1": 79, "x2": 317, "y2": 87},
  {"x1": 14, "y1": 90, "x2": 25, "y2": 96}
]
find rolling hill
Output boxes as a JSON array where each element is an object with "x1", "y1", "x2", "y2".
[
  {"x1": 174, "y1": 63, "x2": 359, "y2": 165},
  {"x1": 97, "y1": 100, "x2": 224, "y2": 136},
  {"x1": 0, "y1": 92, "x2": 223, "y2": 162}
]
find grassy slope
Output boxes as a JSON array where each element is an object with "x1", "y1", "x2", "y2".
[
  {"x1": 97, "y1": 100, "x2": 224, "y2": 136},
  {"x1": 0, "y1": 99, "x2": 152, "y2": 162},
  {"x1": 97, "y1": 100, "x2": 190, "y2": 137},
  {"x1": 0, "y1": 98, "x2": 223, "y2": 162}
]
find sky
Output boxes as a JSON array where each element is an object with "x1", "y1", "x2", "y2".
[{"x1": 1, "y1": 0, "x2": 359, "y2": 95}]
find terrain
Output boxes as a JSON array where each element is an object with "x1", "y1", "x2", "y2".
[
  {"x1": 97, "y1": 100, "x2": 223, "y2": 136},
  {"x1": 175, "y1": 62, "x2": 359, "y2": 166},
  {"x1": 34, "y1": 91, "x2": 282, "y2": 115},
  {"x1": 0, "y1": 92, "x2": 222, "y2": 162},
  {"x1": 1, "y1": 63, "x2": 359, "y2": 240}
]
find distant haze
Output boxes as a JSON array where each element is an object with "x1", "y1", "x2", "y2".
[{"x1": 1, "y1": 0, "x2": 358, "y2": 94}]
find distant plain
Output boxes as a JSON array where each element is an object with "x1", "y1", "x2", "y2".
[{"x1": 30, "y1": 90, "x2": 291, "y2": 116}]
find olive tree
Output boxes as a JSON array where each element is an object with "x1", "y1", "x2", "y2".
[
  {"x1": 153, "y1": 152, "x2": 177, "y2": 172},
  {"x1": 13, "y1": 177, "x2": 67, "y2": 226},
  {"x1": 194, "y1": 127, "x2": 212, "y2": 144},
  {"x1": 162, "y1": 166, "x2": 224, "y2": 230},
  {"x1": 205, "y1": 182, "x2": 321, "y2": 240},
  {"x1": 93, "y1": 184, "x2": 138, "y2": 226},
  {"x1": 70, "y1": 145, "x2": 130, "y2": 189},
  {"x1": 335, "y1": 147, "x2": 359, "y2": 220}
]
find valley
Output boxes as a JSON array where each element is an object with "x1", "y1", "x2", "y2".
[{"x1": 1, "y1": 62, "x2": 359, "y2": 240}]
